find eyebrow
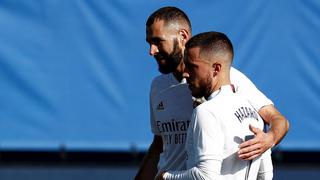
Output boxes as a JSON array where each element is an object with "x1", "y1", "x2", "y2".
[{"x1": 146, "y1": 37, "x2": 164, "y2": 44}]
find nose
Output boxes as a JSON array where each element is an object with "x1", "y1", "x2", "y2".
[{"x1": 149, "y1": 44, "x2": 159, "y2": 56}]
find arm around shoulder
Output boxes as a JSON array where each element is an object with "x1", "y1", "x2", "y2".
[
  {"x1": 238, "y1": 105, "x2": 289, "y2": 160},
  {"x1": 259, "y1": 105, "x2": 290, "y2": 147}
]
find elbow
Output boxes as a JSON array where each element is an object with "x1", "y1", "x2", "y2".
[
  {"x1": 280, "y1": 111, "x2": 290, "y2": 134},
  {"x1": 285, "y1": 117, "x2": 290, "y2": 133},
  {"x1": 278, "y1": 112, "x2": 290, "y2": 136}
]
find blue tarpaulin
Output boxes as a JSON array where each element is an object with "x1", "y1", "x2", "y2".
[{"x1": 0, "y1": 0, "x2": 319, "y2": 151}]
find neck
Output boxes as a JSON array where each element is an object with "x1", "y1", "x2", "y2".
[{"x1": 206, "y1": 69, "x2": 231, "y2": 99}]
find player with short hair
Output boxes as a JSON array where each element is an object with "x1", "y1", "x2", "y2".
[
  {"x1": 159, "y1": 31, "x2": 273, "y2": 180},
  {"x1": 135, "y1": 6, "x2": 289, "y2": 180}
]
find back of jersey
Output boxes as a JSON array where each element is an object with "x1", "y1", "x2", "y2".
[{"x1": 207, "y1": 85, "x2": 265, "y2": 180}]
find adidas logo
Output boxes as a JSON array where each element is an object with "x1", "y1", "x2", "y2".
[{"x1": 157, "y1": 101, "x2": 164, "y2": 110}]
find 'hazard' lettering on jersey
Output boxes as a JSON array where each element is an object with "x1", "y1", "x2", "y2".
[{"x1": 234, "y1": 106, "x2": 259, "y2": 122}]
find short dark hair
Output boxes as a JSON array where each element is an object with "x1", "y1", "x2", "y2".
[
  {"x1": 146, "y1": 6, "x2": 191, "y2": 31},
  {"x1": 185, "y1": 31, "x2": 234, "y2": 63}
]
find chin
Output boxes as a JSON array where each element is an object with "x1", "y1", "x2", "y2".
[{"x1": 191, "y1": 90, "x2": 203, "y2": 98}]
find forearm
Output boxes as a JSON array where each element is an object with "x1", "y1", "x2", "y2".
[
  {"x1": 135, "y1": 152, "x2": 159, "y2": 180},
  {"x1": 260, "y1": 105, "x2": 289, "y2": 147},
  {"x1": 163, "y1": 159, "x2": 221, "y2": 180},
  {"x1": 238, "y1": 105, "x2": 289, "y2": 160},
  {"x1": 135, "y1": 135, "x2": 163, "y2": 180},
  {"x1": 164, "y1": 168, "x2": 204, "y2": 180}
]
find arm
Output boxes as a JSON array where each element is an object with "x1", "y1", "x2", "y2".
[
  {"x1": 136, "y1": 79, "x2": 164, "y2": 179},
  {"x1": 159, "y1": 165, "x2": 220, "y2": 180},
  {"x1": 230, "y1": 68, "x2": 289, "y2": 160},
  {"x1": 238, "y1": 105, "x2": 289, "y2": 160},
  {"x1": 135, "y1": 135, "x2": 163, "y2": 180}
]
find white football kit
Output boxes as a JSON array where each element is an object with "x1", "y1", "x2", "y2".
[
  {"x1": 164, "y1": 85, "x2": 269, "y2": 180},
  {"x1": 150, "y1": 67, "x2": 273, "y2": 177},
  {"x1": 150, "y1": 74, "x2": 193, "y2": 173}
]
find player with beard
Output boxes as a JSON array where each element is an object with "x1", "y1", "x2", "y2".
[
  {"x1": 135, "y1": 6, "x2": 289, "y2": 180},
  {"x1": 156, "y1": 39, "x2": 183, "y2": 74},
  {"x1": 159, "y1": 31, "x2": 273, "y2": 180}
]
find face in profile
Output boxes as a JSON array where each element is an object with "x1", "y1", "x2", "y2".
[
  {"x1": 183, "y1": 47, "x2": 213, "y2": 98},
  {"x1": 146, "y1": 20, "x2": 183, "y2": 74}
]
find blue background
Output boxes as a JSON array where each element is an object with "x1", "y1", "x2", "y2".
[{"x1": 0, "y1": 0, "x2": 319, "y2": 151}]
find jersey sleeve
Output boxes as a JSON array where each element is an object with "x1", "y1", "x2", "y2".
[
  {"x1": 163, "y1": 106, "x2": 223, "y2": 180},
  {"x1": 230, "y1": 67, "x2": 273, "y2": 111}
]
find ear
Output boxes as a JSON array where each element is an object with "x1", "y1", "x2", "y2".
[
  {"x1": 178, "y1": 29, "x2": 189, "y2": 44},
  {"x1": 212, "y1": 63, "x2": 221, "y2": 77}
]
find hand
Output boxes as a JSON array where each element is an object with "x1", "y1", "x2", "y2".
[
  {"x1": 238, "y1": 124, "x2": 275, "y2": 160},
  {"x1": 155, "y1": 172, "x2": 165, "y2": 180}
]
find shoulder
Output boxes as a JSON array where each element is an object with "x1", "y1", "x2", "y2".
[
  {"x1": 150, "y1": 73, "x2": 186, "y2": 98},
  {"x1": 230, "y1": 67, "x2": 251, "y2": 84},
  {"x1": 198, "y1": 87, "x2": 239, "y2": 114},
  {"x1": 151, "y1": 74, "x2": 168, "y2": 87},
  {"x1": 230, "y1": 67, "x2": 243, "y2": 76},
  {"x1": 230, "y1": 67, "x2": 259, "y2": 93},
  {"x1": 194, "y1": 100, "x2": 220, "y2": 119},
  {"x1": 150, "y1": 74, "x2": 172, "y2": 95},
  {"x1": 151, "y1": 74, "x2": 176, "y2": 89}
]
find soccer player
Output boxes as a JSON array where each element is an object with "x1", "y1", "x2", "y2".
[
  {"x1": 135, "y1": 6, "x2": 289, "y2": 180},
  {"x1": 158, "y1": 31, "x2": 273, "y2": 180}
]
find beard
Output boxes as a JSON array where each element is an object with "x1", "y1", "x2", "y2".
[
  {"x1": 156, "y1": 39, "x2": 183, "y2": 74},
  {"x1": 190, "y1": 73, "x2": 214, "y2": 99}
]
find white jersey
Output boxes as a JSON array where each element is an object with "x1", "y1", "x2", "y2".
[
  {"x1": 230, "y1": 68, "x2": 273, "y2": 111},
  {"x1": 150, "y1": 73, "x2": 193, "y2": 174},
  {"x1": 258, "y1": 150, "x2": 273, "y2": 180},
  {"x1": 164, "y1": 85, "x2": 267, "y2": 180},
  {"x1": 150, "y1": 67, "x2": 273, "y2": 175}
]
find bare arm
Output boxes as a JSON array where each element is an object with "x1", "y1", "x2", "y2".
[
  {"x1": 135, "y1": 135, "x2": 163, "y2": 180},
  {"x1": 238, "y1": 105, "x2": 289, "y2": 160}
]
